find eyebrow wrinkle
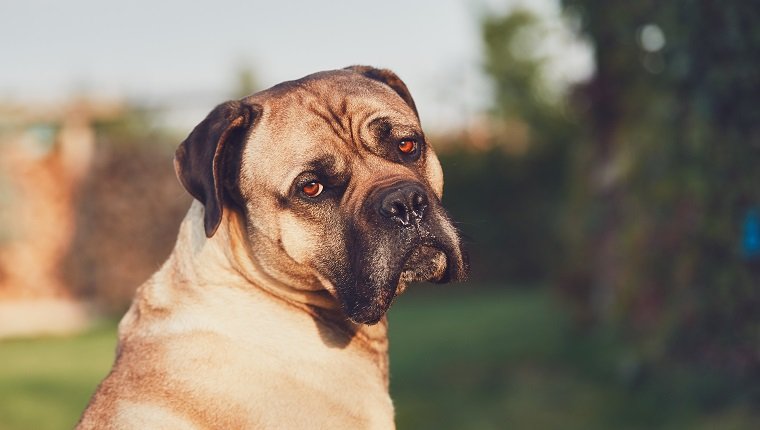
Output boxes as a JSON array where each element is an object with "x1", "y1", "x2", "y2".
[
  {"x1": 301, "y1": 85, "x2": 350, "y2": 141},
  {"x1": 308, "y1": 105, "x2": 346, "y2": 140},
  {"x1": 326, "y1": 103, "x2": 349, "y2": 135},
  {"x1": 352, "y1": 110, "x2": 376, "y2": 153},
  {"x1": 347, "y1": 109, "x2": 355, "y2": 149}
]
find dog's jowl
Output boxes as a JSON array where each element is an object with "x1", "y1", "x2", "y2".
[{"x1": 77, "y1": 66, "x2": 467, "y2": 429}]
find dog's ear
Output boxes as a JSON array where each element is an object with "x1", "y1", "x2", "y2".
[
  {"x1": 346, "y1": 66, "x2": 419, "y2": 119},
  {"x1": 174, "y1": 100, "x2": 259, "y2": 237}
]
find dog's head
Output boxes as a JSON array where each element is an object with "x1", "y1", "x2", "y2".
[{"x1": 175, "y1": 66, "x2": 467, "y2": 324}]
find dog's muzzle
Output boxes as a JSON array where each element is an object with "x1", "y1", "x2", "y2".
[{"x1": 333, "y1": 180, "x2": 467, "y2": 324}]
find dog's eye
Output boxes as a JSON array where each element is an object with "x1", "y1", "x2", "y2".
[
  {"x1": 398, "y1": 140, "x2": 417, "y2": 154},
  {"x1": 302, "y1": 180, "x2": 324, "y2": 198}
]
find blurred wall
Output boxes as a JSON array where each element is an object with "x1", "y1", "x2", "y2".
[
  {"x1": 61, "y1": 133, "x2": 190, "y2": 311},
  {"x1": 0, "y1": 102, "x2": 191, "y2": 318}
]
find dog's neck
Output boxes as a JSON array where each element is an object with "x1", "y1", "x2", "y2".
[{"x1": 168, "y1": 201, "x2": 389, "y2": 379}]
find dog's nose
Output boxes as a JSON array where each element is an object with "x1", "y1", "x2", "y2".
[{"x1": 377, "y1": 182, "x2": 428, "y2": 227}]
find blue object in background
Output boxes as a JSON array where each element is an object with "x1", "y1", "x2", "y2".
[{"x1": 741, "y1": 207, "x2": 760, "y2": 259}]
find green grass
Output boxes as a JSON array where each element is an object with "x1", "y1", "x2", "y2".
[
  {"x1": 388, "y1": 286, "x2": 757, "y2": 430},
  {"x1": 0, "y1": 321, "x2": 117, "y2": 430},
  {"x1": 0, "y1": 287, "x2": 755, "y2": 430}
]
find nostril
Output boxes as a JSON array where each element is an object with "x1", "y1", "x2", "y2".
[
  {"x1": 379, "y1": 194, "x2": 410, "y2": 224},
  {"x1": 411, "y1": 192, "x2": 427, "y2": 217},
  {"x1": 392, "y1": 201, "x2": 406, "y2": 217},
  {"x1": 393, "y1": 201, "x2": 411, "y2": 225},
  {"x1": 382, "y1": 202, "x2": 397, "y2": 216}
]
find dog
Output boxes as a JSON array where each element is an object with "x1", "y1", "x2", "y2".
[{"x1": 77, "y1": 66, "x2": 467, "y2": 429}]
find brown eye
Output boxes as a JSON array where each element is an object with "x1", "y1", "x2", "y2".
[
  {"x1": 302, "y1": 180, "x2": 324, "y2": 197},
  {"x1": 398, "y1": 139, "x2": 416, "y2": 154}
]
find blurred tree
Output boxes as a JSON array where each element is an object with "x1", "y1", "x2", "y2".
[
  {"x1": 560, "y1": 0, "x2": 760, "y2": 382},
  {"x1": 483, "y1": 11, "x2": 553, "y2": 125},
  {"x1": 437, "y1": 9, "x2": 580, "y2": 283}
]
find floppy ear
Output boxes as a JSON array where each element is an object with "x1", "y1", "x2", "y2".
[
  {"x1": 345, "y1": 65, "x2": 419, "y2": 119},
  {"x1": 174, "y1": 100, "x2": 259, "y2": 237}
]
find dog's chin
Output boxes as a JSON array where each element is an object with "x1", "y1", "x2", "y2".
[
  {"x1": 343, "y1": 242, "x2": 465, "y2": 325},
  {"x1": 342, "y1": 247, "x2": 447, "y2": 325},
  {"x1": 344, "y1": 287, "x2": 396, "y2": 325}
]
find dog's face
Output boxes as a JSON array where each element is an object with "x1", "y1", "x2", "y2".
[{"x1": 175, "y1": 67, "x2": 467, "y2": 324}]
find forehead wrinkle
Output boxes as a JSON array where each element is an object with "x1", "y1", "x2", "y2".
[
  {"x1": 267, "y1": 74, "x2": 418, "y2": 153},
  {"x1": 310, "y1": 89, "x2": 371, "y2": 155},
  {"x1": 349, "y1": 108, "x2": 375, "y2": 153},
  {"x1": 297, "y1": 79, "x2": 409, "y2": 151},
  {"x1": 291, "y1": 84, "x2": 346, "y2": 135},
  {"x1": 301, "y1": 95, "x2": 378, "y2": 159},
  {"x1": 303, "y1": 101, "x2": 351, "y2": 146}
]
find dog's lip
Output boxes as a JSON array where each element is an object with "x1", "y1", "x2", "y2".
[
  {"x1": 413, "y1": 235, "x2": 468, "y2": 284},
  {"x1": 397, "y1": 239, "x2": 449, "y2": 281},
  {"x1": 400, "y1": 236, "x2": 440, "y2": 259},
  {"x1": 400, "y1": 244, "x2": 442, "y2": 266}
]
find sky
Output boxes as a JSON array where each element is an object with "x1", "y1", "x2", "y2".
[{"x1": 0, "y1": 0, "x2": 592, "y2": 132}]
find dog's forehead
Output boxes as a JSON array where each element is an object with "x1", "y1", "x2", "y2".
[
  {"x1": 241, "y1": 70, "x2": 422, "y2": 189},
  {"x1": 247, "y1": 70, "x2": 418, "y2": 130},
  {"x1": 252, "y1": 70, "x2": 402, "y2": 103}
]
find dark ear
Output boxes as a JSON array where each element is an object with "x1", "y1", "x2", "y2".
[
  {"x1": 174, "y1": 100, "x2": 259, "y2": 237},
  {"x1": 345, "y1": 65, "x2": 419, "y2": 119}
]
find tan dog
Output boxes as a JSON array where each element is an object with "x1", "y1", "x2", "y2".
[{"x1": 77, "y1": 66, "x2": 467, "y2": 429}]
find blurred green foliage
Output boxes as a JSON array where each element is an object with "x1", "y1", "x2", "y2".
[
  {"x1": 440, "y1": 0, "x2": 760, "y2": 418},
  {"x1": 438, "y1": 145, "x2": 568, "y2": 282},
  {"x1": 438, "y1": 9, "x2": 579, "y2": 283},
  {"x1": 558, "y1": 0, "x2": 759, "y2": 377}
]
